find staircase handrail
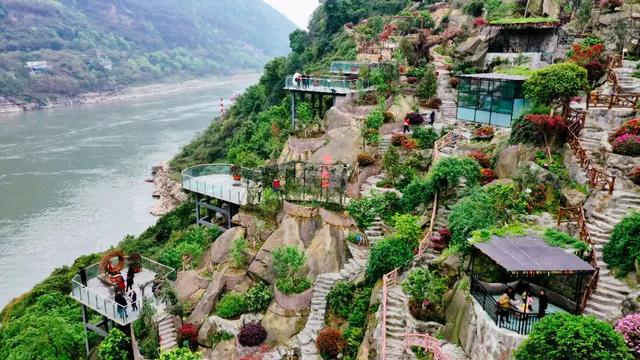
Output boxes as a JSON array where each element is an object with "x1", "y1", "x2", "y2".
[
  {"x1": 586, "y1": 92, "x2": 640, "y2": 111},
  {"x1": 404, "y1": 333, "x2": 449, "y2": 360}
]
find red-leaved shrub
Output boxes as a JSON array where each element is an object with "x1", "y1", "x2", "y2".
[
  {"x1": 238, "y1": 323, "x2": 267, "y2": 347},
  {"x1": 612, "y1": 134, "x2": 640, "y2": 156},
  {"x1": 473, "y1": 17, "x2": 487, "y2": 27},
  {"x1": 472, "y1": 125, "x2": 495, "y2": 140},
  {"x1": 480, "y1": 168, "x2": 497, "y2": 185},
  {"x1": 406, "y1": 112, "x2": 424, "y2": 125},
  {"x1": 467, "y1": 150, "x2": 491, "y2": 168},
  {"x1": 402, "y1": 138, "x2": 418, "y2": 150},
  {"x1": 611, "y1": 119, "x2": 640, "y2": 140},
  {"x1": 392, "y1": 134, "x2": 408, "y2": 146},
  {"x1": 357, "y1": 153, "x2": 375, "y2": 167},
  {"x1": 316, "y1": 327, "x2": 345, "y2": 358},
  {"x1": 178, "y1": 323, "x2": 198, "y2": 349}
]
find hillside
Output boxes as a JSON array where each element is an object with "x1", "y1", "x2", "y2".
[{"x1": 0, "y1": 0, "x2": 296, "y2": 105}]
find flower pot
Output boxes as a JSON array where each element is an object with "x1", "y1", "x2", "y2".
[
  {"x1": 274, "y1": 286, "x2": 313, "y2": 312},
  {"x1": 232, "y1": 174, "x2": 241, "y2": 181}
]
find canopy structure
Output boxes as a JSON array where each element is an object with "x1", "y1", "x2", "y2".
[{"x1": 474, "y1": 236, "x2": 595, "y2": 275}]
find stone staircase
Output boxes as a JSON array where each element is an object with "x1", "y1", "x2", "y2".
[
  {"x1": 432, "y1": 53, "x2": 457, "y2": 122},
  {"x1": 379, "y1": 134, "x2": 392, "y2": 154},
  {"x1": 297, "y1": 228, "x2": 376, "y2": 359},
  {"x1": 613, "y1": 60, "x2": 640, "y2": 94},
  {"x1": 583, "y1": 190, "x2": 640, "y2": 321},
  {"x1": 158, "y1": 316, "x2": 178, "y2": 351},
  {"x1": 383, "y1": 282, "x2": 409, "y2": 360}
]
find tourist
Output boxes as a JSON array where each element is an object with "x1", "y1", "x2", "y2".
[
  {"x1": 520, "y1": 291, "x2": 534, "y2": 314},
  {"x1": 303, "y1": 73, "x2": 310, "y2": 88},
  {"x1": 403, "y1": 116, "x2": 410, "y2": 133},
  {"x1": 115, "y1": 290, "x2": 128, "y2": 319},
  {"x1": 429, "y1": 111, "x2": 436, "y2": 126},
  {"x1": 126, "y1": 265, "x2": 135, "y2": 292},
  {"x1": 272, "y1": 178, "x2": 281, "y2": 193},
  {"x1": 128, "y1": 289, "x2": 138, "y2": 312},
  {"x1": 498, "y1": 293, "x2": 511, "y2": 325},
  {"x1": 293, "y1": 72, "x2": 301, "y2": 87},
  {"x1": 538, "y1": 289, "x2": 548, "y2": 318},
  {"x1": 506, "y1": 286, "x2": 515, "y2": 300}
]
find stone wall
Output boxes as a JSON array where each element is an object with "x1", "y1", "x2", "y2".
[{"x1": 444, "y1": 279, "x2": 525, "y2": 360}]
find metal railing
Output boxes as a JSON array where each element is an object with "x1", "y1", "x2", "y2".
[
  {"x1": 284, "y1": 75, "x2": 368, "y2": 94},
  {"x1": 330, "y1": 61, "x2": 372, "y2": 74},
  {"x1": 470, "y1": 276, "x2": 541, "y2": 335},
  {"x1": 404, "y1": 334, "x2": 449, "y2": 360},
  {"x1": 181, "y1": 164, "x2": 262, "y2": 205},
  {"x1": 70, "y1": 256, "x2": 175, "y2": 326}
]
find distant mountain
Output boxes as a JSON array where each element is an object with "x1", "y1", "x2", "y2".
[{"x1": 0, "y1": 0, "x2": 296, "y2": 103}]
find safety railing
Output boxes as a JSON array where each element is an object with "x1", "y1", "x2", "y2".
[
  {"x1": 404, "y1": 334, "x2": 449, "y2": 360},
  {"x1": 381, "y1": 268, "x2": 399, "y2": 360},
  {"x1": 586, "y1": 92, "x2": 640, "y2": 111},
  {"x1": 284, "y1": 75, "x2": 368, "y2": 94},
  {"x1": 330, "y1": 61, "x2": 375, "y2": 74},
  {"x1": 556, "y1": 205, "x2": 600, "y2": 312},
  {"x1": 181, "y1": 164, "x2": 262, "y2": 205},
  {"x1": 470, "y1": 276, "x2": 541, "y2": 335},
  {"x1": 70, "y1": 256, "x2": 174, "y2": 326}
]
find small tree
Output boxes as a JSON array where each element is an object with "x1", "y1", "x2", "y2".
[
  {"x1": 272, "y1": 246, "x2": 310, "y2": 294},
  {"x1": 603, "y1": 212, "x2": 640, "y2": 277},
  {"x1": 98, "y1": 328, "x2": 130, "y2": 360},
  {"x1": 392, "y1": 214, "x2": 422, "y2": 248},
  {"x1": 515, "y1": 313, "x2": 632, "y2": 360},
  {"x1": 383, "y1": 146, "x2": 402, "y2": 185},
  {"x1": 416, "y1": 65, "x2": 437, "y2": 101},
  {"x1": 402, "y1": 268, "x2": 448, "y2": 304},
  {"x1": 366, "y1": 237, "x2": 414, "y2": 281},
  {"x1": 524, "y1": 63, "x2": 588, "y2": 111},
  {"x1": 230, "y1": 237, "x2": 248, "y2": 269}
]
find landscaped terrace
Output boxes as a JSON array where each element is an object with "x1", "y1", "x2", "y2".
[{"x1": 70, "y1": 256, "x2": 175, "y2": 326}]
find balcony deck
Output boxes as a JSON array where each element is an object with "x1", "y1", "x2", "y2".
[
  {"x1": 284, "y1": 75, "x2": 370, "y2": 95},
  {"x1": 70, "y1": 257, "x2": 174, "y2": 326},
  {"x1": 181, "y1": 164, "x2": 260, "y2": 206}
]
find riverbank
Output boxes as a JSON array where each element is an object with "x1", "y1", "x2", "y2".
[{"x1": 0, "y1": 72, "x2": 260, "y2": 114}]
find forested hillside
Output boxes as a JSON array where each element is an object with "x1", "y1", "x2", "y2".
[{"x1": 0, "y1": 0, "x2": 295, "y2": 103}]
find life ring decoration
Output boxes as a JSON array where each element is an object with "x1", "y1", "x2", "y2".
[{"x1": 100, "y1": 249, "x2": 126, "y2": 276}]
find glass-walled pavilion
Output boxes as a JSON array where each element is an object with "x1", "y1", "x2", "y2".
[{"x1": 456, "y1": 73, "x2": 529, "y2": 127}]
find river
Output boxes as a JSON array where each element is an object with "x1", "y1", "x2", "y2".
[{"x1": 0, "y1": 74, "x2": 259, "y2": 308}]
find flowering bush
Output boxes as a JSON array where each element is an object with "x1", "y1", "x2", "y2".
[
  {"x1": 611, "y1": 119, "x2": 640, "y2": 140},
  {"x1": 615, "y1": 313, "x2": 640, "y2": 356},
  {"x1": 357, "y1": 153, "x2": 375, "y2": 167},
  {"x1": 480, "y1": 168, "x2": 497, "y2": 185},
  {"x1": 612, "y1": 134, "x2": 640, "y2": 156},
  {"x1": 406, "y1": 112, "x2": 424, "y2": 125},
  {"x1": 316, "y1": 327, "x2": 345, "y2": 358},
  {"x1": 524, "y1": 114, "x2": 567, "y2": 156},
  {"x1": 472, "y1": 125, "x2": 495, "y2": 140},
  {"x1": 630, "y1": 166, "x2": 640, "y2": 185},
  {"x1": 238, "y1": 323, "x2": 267, "y2": 347},
  {"x1": 392, "y1": 134, "x2": 408, "y2": 146},
  {"x1": 473, "y1": 17, "x2": 487, "y2": 27},
  {"x1": 568, "y1": 42, "x2": 606, "y2": 84},
  {"x1": 402, "y1": 138, "x2": 418, "y2": 151},
  {"x1": 177, "y1": 323, "x2": 199, "y2": 349},
  {"x1": 467, "y1": 150, "x2": 491, "y2": 168}
]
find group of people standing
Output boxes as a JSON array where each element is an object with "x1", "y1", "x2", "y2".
[
  {"x1": 497, "y1": 286, "x2": 549, "y2": 325},
  {"x1": 293, "y1": 72, "x2": 311, "y2": 88},
  {"x1": 114, "y1": 265, "x2": 139, "y2": 319}
]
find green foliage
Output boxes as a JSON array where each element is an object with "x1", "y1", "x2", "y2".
[
  {"x1": 464, "y1": 1, "x2": 484, "y2": 17},
  {"x1": 603, "y1": 213, "x2": 640, "y2": 277},
  {"x1": 99, "y1": 328, "x2": 130, "y2": 360},
  {"x1": 543, "y1": 229, "x2": 588, "y2": 251},
  {"x1": 383, "y1": 146, "x2": 402, "y2": 184},
  {"x1": 230, "y1": 237, "x2": 248, "y2": 269},
  {"x1": 471, "y1": 222, "x2": 529, "y2": 243},
  {"x1": 366, "y1": 237, "x2": 414, "y2": 281},
  {"x1": 245, "y1": 282, "x2": 273, "y2": 313},
  {"x1": 159, "y1": 347, "x2": 203, "y2": 360},
  {"x1": 260, "y1": 188, "x2": 282, "y2": 220},
  {"x1": 402, "y1": 268, "x2": 448, "y2": 304},
  {"x1": 210, "y1": 331, "x2": 234, "y2": 347},
  {"x1": 491, "y1": 17, "x2": 557, "y2": 24},
  {"x1": 412, "y1": 127, "x2": 438, "y2": 149},
  {"x1": 347, "y1": 287, "x2": 372, "y2": 328},
  {"x1": 216, "y1": 293, "x2": 247, "y2": 319},
  {"x1": 272, "y1": 246, "x2": 311, "y2": 294},
  {"x1": 327, "y1": 281, "x2": 357, "y2": 318},
  {"x1": 514, "y1": 313, "x2": 632, "y2": 360},
  {"x1": 484, "y1": 0, "x2": 516, "y2": 20},
  {"x1": 134, "y1": 300, "x2": 159, "y2": 359},
  {"x1": 509, "y1": 105, "x2": 552, "y2": 145},
  {"x1": 392, "y1": 214, "x2": 422, "y2": 248},
  {"x1": 401, "y1": 157, "x2": 481, "y2": 211},
  {"x1": 346, "y1": 192, "x2": 400, "y2": 228},
  {"x1": 416, "y1": 65, "x2": 437, "y2": 101},
  {"x1": 524, "y1": 63, "x2": 588, "y2": 107}
]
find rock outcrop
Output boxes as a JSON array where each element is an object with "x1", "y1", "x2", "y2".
[{"x1": 150, "y1": 162, "x2": 187, "y2": 216}]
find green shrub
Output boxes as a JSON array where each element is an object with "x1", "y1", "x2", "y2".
[
  {"x1": 347, "y1": 287, "x2": 372, "y2": 328},
  {"x1": 327, "y1": 281, "x2": 356, "y2": 318},
  {"x1": 603, "y1": 212, "x2": 640, "y2": 277},
  {"x1": 276, "y1": 277, "x2": 312, "y2": 294},
  {"x1": 383, "y1": 146, "x2": 402, "y2": 184},
  {"x1": 272, "y1": 246, "x2": 311, "y2": 294},
  {"x1": 230, "y1": 237, "x2": 247, "y2": 269},
  {"x1": 159, "y1": 347, "x2": 203, "y2": 360},
  {"x1": 524, "y1": 62, "x2": 588, "y2": 108},
  {"x1": 402, "y1": 268, "x2": 448, "y2": 304},
  {"x1": 346, "y1": 192, "x2": 400, "y2": 228},
  {"x1": 514, "y1": 313, "x2": 632, "y2": 360},
  {"x1": 159, "y1": 241, "x2": 204, "y2": 270},
  {"x1": 210, "y1": 331, "x2": 234, "y2": 347},
  {"x1": 260, "y1": 188, "x2": 282, "y2": 219},
  {"x1": 416, "y1": 65, "x2": 437, "y2": 100},
  {"x1": 464, "y1": 0, "x2": 484, "y2": 17},
  {"x1": 392, "y1": 214, "x2": 422, "y2": 248},
  {"x1": 412, "y1": 127, "x2": 438, "y2": 149},
  {"x1": 99, "y1": 328, "x2": 130, "y2": 360},
  {"x1": 366, "y1": 237, "x2": 414, "y2": 281},
  {"x1": 245, "y1": 282, "x2": 273, "y2": 312},
  {"x1": 215, "y1": 293, "x2": 247, "y2": 319}
]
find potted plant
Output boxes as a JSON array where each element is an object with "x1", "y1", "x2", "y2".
[
  {"x1": 272, "y1": 246, "x2": 313, "y2": 311},
  {"x1": 231, "y1": 164, "x2": 242, "y2": 181},
  {"x1": 225, "y1": 237, "x2": 248, "y2": 289}
]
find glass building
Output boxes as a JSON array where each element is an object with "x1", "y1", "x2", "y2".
[{"x1": 456, "y1": 73, "x2": 529, "y2": 127}]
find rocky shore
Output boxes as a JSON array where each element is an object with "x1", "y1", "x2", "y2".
[{"x1": 150, "y1": 162, "x2": 187, "y2": 216}]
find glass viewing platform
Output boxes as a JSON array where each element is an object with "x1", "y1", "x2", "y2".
[
  {"x1": 70, "y1": 257, "x2": 175, "y2": 326},
  {"x1": 181, "y1": 164, "x2": 261, "y2": 206},
  {"x1": 330, "y1": 61, "x2": 371, "y2": 74},
  {"x1": 284, "y1": 75, "x2": 369, "y2": 95}
]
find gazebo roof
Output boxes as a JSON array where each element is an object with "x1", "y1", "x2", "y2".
[{"x1": 474, "y1": 236, "x2": 595, "y2": 275}]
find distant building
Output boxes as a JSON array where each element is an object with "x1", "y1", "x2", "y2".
[{"x1": 25, "y1": 61, "x2": 51, "y2": 75}]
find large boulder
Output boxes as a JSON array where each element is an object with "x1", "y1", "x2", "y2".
[
  {"x1": 261, "y1": 302, "x2": 303, "y2": 346},
  {"x1": 200, "y1": 227, "x2": 245, "y2": 267},
  {"x1": 305, "y1": 209, "x2": 355, "y2": 279},
  {"x1": 175, "y1": 270, "x2": 210, "y2": 302},
  {"x1": 495, "y1": 144, "x2": 538, "y2": 179},
  {"x1": 205, "y1": 340, "x2": 238, "y2": 360},
  {"x1": 187, "y1": 267, "x2": 227, "y2": 327}
]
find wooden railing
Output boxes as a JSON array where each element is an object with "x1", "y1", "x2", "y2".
[
  {"x1": 404, "y1": 334, "x2": 449, "y2": 360},
  {"x1": 563, "y1": 109, "x2": 616, "y2": 195},
  {"x1": 556, "y1": 205, "x2": 600, "y2": 312},
  {"x1": 587, "y1": 92, "x2": 640, "y2": 111},
  {"x1": 380, "y1": 131, "x2": 459, "y2": 360}
]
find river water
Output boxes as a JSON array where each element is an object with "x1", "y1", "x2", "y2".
[{"x1": 0, "y1": 75, "x2": 258, "y2": 307}]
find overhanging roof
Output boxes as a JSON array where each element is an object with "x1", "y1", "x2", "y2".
[{"x1": 474, "y1": 236, "x2": 595, "y2": 275}]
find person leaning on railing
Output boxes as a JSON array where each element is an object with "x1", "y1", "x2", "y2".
[{"x1": 498, "y1": 293, "x2": 511, "y2": 325}]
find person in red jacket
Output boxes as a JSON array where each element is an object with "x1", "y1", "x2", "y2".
[{"x1": 403, "y1": 117, "x2": 410, "y2": 133}]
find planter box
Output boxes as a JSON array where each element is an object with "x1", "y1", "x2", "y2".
[{"x1": 274, "y1": 287, "x2": 313, "y2": 312}]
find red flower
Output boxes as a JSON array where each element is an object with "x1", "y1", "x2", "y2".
[{"x1": 473, "y1": 17, "x2": 487, "y2": 27}]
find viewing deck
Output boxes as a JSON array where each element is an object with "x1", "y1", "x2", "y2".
[
  {"x1": 284, "y1": 75, "x2": 369, "y2": 95},
  {"x1": 70, "y1": 257, "x2": 175, "y2": 326},
  {"x1": 330, "y1": 61, "x2": 372, "y2": 75},
  {"x1": 181, "y1": 164, "x2": 260, "y2": 206}
]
